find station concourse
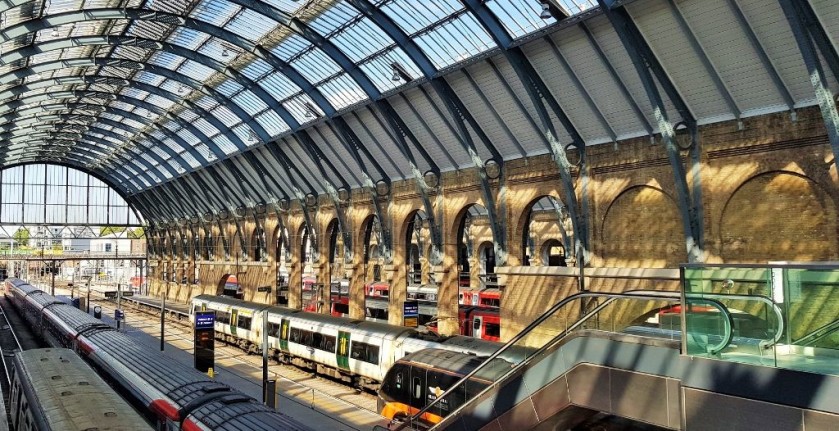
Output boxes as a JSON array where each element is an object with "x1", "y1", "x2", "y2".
[{"x1": 0, "y1": 0, "x2": 838, "y2": 430}]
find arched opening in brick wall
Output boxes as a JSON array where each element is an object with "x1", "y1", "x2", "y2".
[
  {"x1": 218, "y1": 273, "x2": 241, "y2": 299},
  {"x1": 541, "y1": 239, "x2": 567, "y2": 267},
  {"x1": 455, "y1": 203, "x2": 490, "y2": 292},
  {"x1": 275, "y1": 225, "x2": 290, "y2": 306},
  {"x1": 300, "y1": 224, "x2": 318, "y2": 312},
  {"x1": 719, "y1": 171, "x2": 837, "y2": 263},
  {"x1": 251, "y1": 225, "x2": 266, "y2": 262},
  {"x1": 601, "y1": 185, "x2": 684, "y2": 268},
  {"x1": 405, "y1": 210, "x2": 428, "y2": 287},
  {"x1": 362, "y1": 214, "x2": 387, "y2": 322},
  {"x1": 521, "y1": 195, "x2": 570, "y2": 267}
]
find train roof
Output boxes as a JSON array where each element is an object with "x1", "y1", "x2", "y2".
[
  {"x1": 282, "y1": 309, "x2": 418, "y2": 340},
  {"x1": 193, "y1": 294, "x2": 273, "y2": 311},
  {"x1": 14, "y1": 348, "x2": 151, "y2": 430},
  {"x1": 399, "y1": 348, "x2": 513, "y2": 383}
]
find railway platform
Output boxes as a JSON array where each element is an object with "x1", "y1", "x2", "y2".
[{"x1": 51, "y1": 286, "x2": 389, "y2": 431}]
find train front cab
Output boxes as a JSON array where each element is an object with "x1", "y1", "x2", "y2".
[{"x1": 378, "y1": 358, "x2": 487, "y2": 427}]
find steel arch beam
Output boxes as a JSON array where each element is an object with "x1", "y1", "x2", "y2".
[
  {"x1": 599, "y1": 0, "x2": 703, "y2": 262},
  {"x1": 779, "y1": 0, "x2": 839, "y2": 172}
]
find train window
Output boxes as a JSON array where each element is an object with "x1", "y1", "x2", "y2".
[
  {"x1": 485, "y1": 323, "x2": 501, "y2": 338},
  {"x1": 216, "y1": 311, "x2": 230, "y2": 325},
  {"x1": 267, "y1": 322, "x2": 280, "y2": 337},
  {"x1": 350, "y1": 342, "x2": 380, "y2": 365},
  {"x1": 333, "y1": 303, "x2": 349, "y2": 315},
  {"x1": 236, "y1": 316, "x2": 252, "y2": 330},
  {"x1": 427, "y1": 372, "x2": 463, "y2": 413},
  {"x1": 289, "y1": 327, "x2": 302, "y2": 344},
  {"x1": 413, "y1": 377, "x2": 422, "y2": 400},
  {"x1": 312, "y1": 333, "x2": 336, "y2": 352}
]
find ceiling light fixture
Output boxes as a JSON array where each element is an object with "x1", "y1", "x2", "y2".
[
  {"x1": 540, "y1": 2, "x2": 553, "y2": 19},
  {"x1": 390, "y1": 62, "x2": 413, "y2": 82},
  {"x1": 178, "y1": 85, "x2": 186, "y2": 94},
  {"x1": 50, "y1": 28, "x2": 59, "y2": 38},
  {"x1": 222, "y1": 47, "x2": 230, "y2": 57}
]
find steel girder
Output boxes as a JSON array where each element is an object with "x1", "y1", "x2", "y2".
[
  {"x1": 326, "y1": 118, "x2": 393, "y2": 262},
  {"x1": 779, "y1": 0, "x2": 839, "y2": 172},
  {"x1": 599, "y1": 0, "x2": 704, "y2": 263},
  {"x1": 293, "y1": 131, "x2": 353, "y2": 263},
  {"x1": 463, "y1": 0, "x2": 589, "y2": 266}
]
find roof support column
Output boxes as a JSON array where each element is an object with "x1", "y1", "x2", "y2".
[
  {"x1": 375, "y1": 101, "x2": 442, "y2": 266},
  {"x1": 329, "y1": 119, "x2": 393, "y2": 263},
  {"x1": 429, "y1": 79, "x2": 508, "y2": 265},
  {"x1": 779, "y1": 0, "x2": 839, "y2": 173},
  {"x1": 295, "y1": 132, "x2": 353, "y2": 263},
  {"x1": 600, "y1": 0, "x2": 704, "y2": 262}
]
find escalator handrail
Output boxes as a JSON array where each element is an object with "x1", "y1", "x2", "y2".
[
  {"x1": 686, "y1": 292, "x2": 785, "y2": 349},
  {"x1": 390, "y1": 290, "x2": 681, "y2": 431},
  {"x1": 794, "y1": 318, "x2": 839, "y2": 346}
]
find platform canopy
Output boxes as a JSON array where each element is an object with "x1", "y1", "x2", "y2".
[{"x1": 0, "y1": 0, "x2": 835, "y2": 223}]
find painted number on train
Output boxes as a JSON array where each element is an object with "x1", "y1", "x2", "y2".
[{"x1": 336, "y1": 331, "x2": 350, "y2": 370}]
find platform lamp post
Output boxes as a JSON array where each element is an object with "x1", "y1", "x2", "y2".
[{"x1": 161, "y1": 262, "x2": 167, "y2": 351}]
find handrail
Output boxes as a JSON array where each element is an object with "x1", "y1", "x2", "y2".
[
  {"x1": 794, "y1": 318, "x2": 839, "y2": 346},
  {"x1": 687, "y1": 292, "x2": 784, "y2": 349},
  {"x1": 390, "y1": 290, "x2": 682, "y2": 431}
]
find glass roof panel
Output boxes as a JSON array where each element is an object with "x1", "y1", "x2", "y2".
[
  {"x1": 232, "y1": 123, "x2": 257, "y2": 147},
  {"x1": 177, "y1": 59, "x2": 216, "y2": 82},
  {"x1": 168, "y1": 27, "x2": 211, "y2": 51},
  {"x1": 191, "y1": 117, "x2": 221, "y2": 136},
  {"x1": 224, "y1": 8, "x2": 277, "y2": 43},
  {"x1": 210, "y1": 104, "x2": 240, "y2": 129},
  {"x1": 359, "y1": 47, "x2": 422, "y2": 92},
  {"x1": 215, "y1": 79, "x2": 245, "y2": 98},
  {"x1": 232, "y1": 90, "x2": 269, "y2": 116},
  {"x1": 486, "y1": 0, "x2": 555, "y2": 38},
  {"x1": 190, "y1": 0, "x2": 241, "y2": 27},
  {"x1": 257, "y1": 71, "x2": 301, "y2": 101},
  {"x1": 317, "y1": 73, "x2": 367, "y2": 109},
  {"x1": 412, "y1": 13, "x2": 496, "y2": 69},
  {"x1": 197, "y1": 37, "x2": 238, "y2": 65},
  {"x1": 195, "y1": 95, "x2": 220, "y2": 111},
  {"x1": 148, "y1": 51, "x2": 187, "y2": 71},
  {"x1": 180, "y1": 150, "x2": 201, "y2": 169},
  {"x1": 290, "y1": 48, "x2": 341, "y2": 84},
  {"x1": 268, "y1": 33, "x2": 311, "y2": 62},
  {"x1": 331, "y1": 17, "x2": 394, "y2": 63},
  {"x1": 195, "y1": 142, "x2": 218, "y2": 162},
  {"x1": 240, "y1": 58, "x2": 274, "y2": 81},
  {"x1": 254, "y1": 110, "x2": 289, "y2": 137},
  {"x1": 261, "y1": 0, "x2": 309, "y2": 14}
]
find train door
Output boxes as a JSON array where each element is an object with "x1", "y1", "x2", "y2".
[
  {"x1": 473, "y1": 316, "x2": 483, "y2": 339},
  {"x1": 409, "y1": 365, "x2": 426, "y2": 412},
  {"x1": 279, "y1": 319, "x2": 290, "y2": 353},
  {"x1": 230, "y1": 308, "x2": 238, "y2": 336},
  {"x1": 336, "y1": 331, "x2": 350, "y2": 371}
]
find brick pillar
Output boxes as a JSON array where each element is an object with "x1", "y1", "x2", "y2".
[
  {"x1": 386, "y1": 263, "x2": 406, "y2": 326},
  {"x1": 314, "y1": 262, "x2": 329, "y2": 314},
  {"x1": 288, "y1": 255, "x2": 302, "y2": 310},
  {"x1": 437, "y1": 240, "x2": 459, "y2": 336},
  {"x1": 348, "y1": 262, "x2": 365, "y2": 320}
]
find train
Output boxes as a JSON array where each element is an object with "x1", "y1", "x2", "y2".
[
  {"x1": 377, "y1": 348, "x2": 514, "y2": 427},
  {"x1": 4, "y1": 278, "x2": 313, "y2": 431},
  {"x1": 10, "y1": 348, "x2": 152, "y2": 431},
  {"x1": 189, "y1": 294, "x2": 532, "y2": 392}
]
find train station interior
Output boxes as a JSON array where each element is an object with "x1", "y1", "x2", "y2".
[{"x1": 0, "y1": 0, "x2": 838, "y2": 430}]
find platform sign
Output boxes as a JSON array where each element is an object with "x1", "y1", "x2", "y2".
[
  {"x1": 194, "y1": 311, "x2": 216, "y2": 372},
  {"x1": 404, "y1": 300, "x2": 419, "y2": 328}
]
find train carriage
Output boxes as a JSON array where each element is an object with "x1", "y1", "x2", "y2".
[{"x1": 10, "y1": 348, "x2": 151, "y2": 431}]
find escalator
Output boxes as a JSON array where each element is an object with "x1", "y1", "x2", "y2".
[{"x1": 383, "y1": 290, "x2": 839, "y2": 431}]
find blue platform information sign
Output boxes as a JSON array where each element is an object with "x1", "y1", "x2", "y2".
[
  {"x1": 195, "y1": 311, "x2": 216, "y2": 330},
  {"x1": 194, "y1": 311, "x2": 216, "y2": 372},
  {"x1": 404, "y1": 301, "x2": 419, "y2": 328}
]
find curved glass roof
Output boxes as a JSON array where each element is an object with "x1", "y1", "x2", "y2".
[{"x1": 0, "y1": 0, "x2": 596, "y2": 197}]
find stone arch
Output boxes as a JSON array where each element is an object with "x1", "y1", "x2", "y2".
[
  {"x1": 217, "y1": 273, "x2": 240, "y2": 298},
  {"x1": 518, "y1": 195, "x2": 571, "y2": 266},
  {"x1": 540, "y1": 238, "x2": 567, "y2": 267},
  {"x1": 600, "y1": 185, "x2": 686, "y2": 267},
  {"x1": 719, "y1": 170, "x2": 838, "y2": 262}
]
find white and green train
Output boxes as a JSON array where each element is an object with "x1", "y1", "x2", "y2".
[{"x1": 190, "y1": 295, "x2": 530, "y2": 391}]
